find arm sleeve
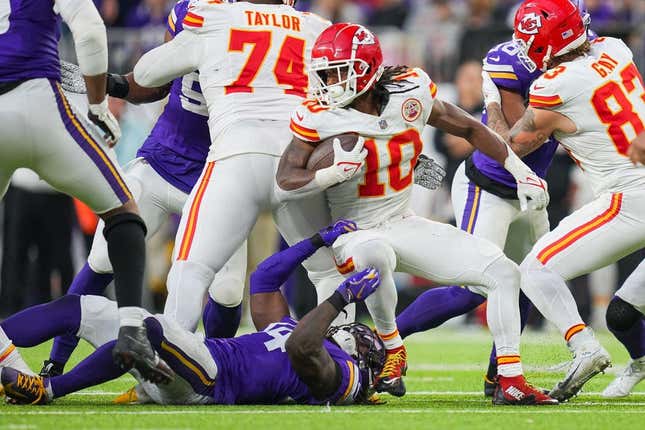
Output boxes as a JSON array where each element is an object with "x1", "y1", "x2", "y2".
[
  {"x1": 55, "y1": 0, "x2": 107, "y2": 76},
  {"x1": 133, "y1": 30, "x2": 202, "y2": 88},
  {"x1": 167, "y1": 0, "x2": 190, "y2": 36},
  {"x1": 249, "y1": 239, "x2": 320, "y2": 295}
]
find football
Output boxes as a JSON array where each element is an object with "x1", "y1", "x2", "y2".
[{"x1": 306, "y1": 133, "x2": 360, "y2": 171}]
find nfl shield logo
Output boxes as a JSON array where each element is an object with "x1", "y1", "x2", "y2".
[{"x1": 379, "y1": 119, "x2": 388, "y2": 129}]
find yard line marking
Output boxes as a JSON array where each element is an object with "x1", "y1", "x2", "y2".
[{"x1": 3, "y1": 409, "x2": 645, "y2": 416}]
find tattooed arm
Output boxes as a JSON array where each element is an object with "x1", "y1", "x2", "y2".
[
  {"x1": 485, "y1": 89, "x2": 526, "y2": 141},
  {"x1": 507, "y1": 107, "x2": 576, "y2": 157}
]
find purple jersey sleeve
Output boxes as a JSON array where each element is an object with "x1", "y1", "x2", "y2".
[
  {"x1": 483, "y1": 41, "x2": 541, "y2": 98},
  {"x1": 325, "y1": 342, "x2": 364, "y2": 405},
  {"x1": 167, "y1": 0, "x2": 190, "y2": 36}
]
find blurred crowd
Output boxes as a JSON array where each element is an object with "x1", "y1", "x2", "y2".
[{"x1": 1, "y1": 0, "x2": 645, "y2": 331}]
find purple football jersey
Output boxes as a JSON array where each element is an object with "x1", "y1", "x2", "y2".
[
  {"x1": 473, "y1": 41, "x2": 558, "y2": 189},
  {"x1": 0, "y1": 0, "x2": 61, "y2": 82},
  {"x1": 205, "y1": 317, "x2": 364, "y2": 405},
  {"x1": 136, "y1": 0, "x2": 210, "y2": 193}
]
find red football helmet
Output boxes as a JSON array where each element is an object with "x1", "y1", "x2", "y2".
[
  {"x1": 309, "y1": 23, "x2": 384, "y2": 108},
  {"x1": 513, "y1": 0, "x2": 587, "y2": 72}
]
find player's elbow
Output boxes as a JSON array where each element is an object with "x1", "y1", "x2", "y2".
[
  {"x1": 65, "y1": 0, "x2": 108, "y2": 76},
  {"x1": 285, "y1": 329, "x2": 318, "y2": 359}
]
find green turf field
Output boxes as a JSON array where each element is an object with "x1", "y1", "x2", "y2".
[{"x1": 1, "y1": 327, "x2": 643, "y2": 430}]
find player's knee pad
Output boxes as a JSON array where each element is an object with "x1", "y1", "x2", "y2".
[
  {"x1": 208, "y1": 274, "x2": 244, "y2": 307},
  {"x1": 352, "y1": 239, "x2": 396, "y2": 274},
  {"x1": 606, "y1": 296, "x2": 641, "y2": 332},
  {"x1": 482, "y1": 255, "x2": 520, "y2": 292}
]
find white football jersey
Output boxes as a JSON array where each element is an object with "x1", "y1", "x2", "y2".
[
  {"x1": 290, "y1": 68, "x2": 437, "y2": 228},
  {"x1": 182, "y1": 0, "x2": 330, "y2": 158},
  {"x1": 528, "y1": 37, "x2": 645, "y2": 196}
]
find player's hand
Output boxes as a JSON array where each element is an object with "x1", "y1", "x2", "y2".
[
  {"x1": 318, "y1": 219, "x2": 358, "y2": 246},
  {"x1": 336, "y1": 267, "x2": 380, "y2": 304},
  {"x1": 88, "y1": 99, "x2": 121, "y2": 147},
  {"x1": 516, "y1": 172, "x2": 549, "y2": 211},
  {"x1": 414, "y1": 155, "x2": 446, "y2": 190},
  {"x1": 628, "y1": 132, "x2": 645, "y2": 165},
  {"x1": 331, "y1": 136, "x2": 367, "y2": 182},
  {"x1": 481, "y1": 71, "x2": 501, "y2": 106},
  {"x1": 60, "y1": 60, "x2": 87, "y2": 94}
]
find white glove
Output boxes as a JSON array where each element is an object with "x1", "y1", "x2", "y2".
[
  {"x1": 503, "y1": 146, "x2": 549, "y2": 210},
  {"x1": 88, "y1": 99, "x2": 121, "y2": 147},
  {"x1": 481, "y1": 70, "x2": 501, "y2": 106},
  {"x1": 315, "y1": 136, "x2": 367, "y2": 189},
  {"x1": 414, "y1": 154, "x2": 446, "y2": 190}
]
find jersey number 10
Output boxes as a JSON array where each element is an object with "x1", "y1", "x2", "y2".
[
  {"x1": 225, "y1": 29, "x2": 307, "y2": 97},
  {"x1": 359, "y1": 129, "x2": 423, "y2": 197},
  {"x1": 591, "y1": 63, "x2": 645, "y2": 156}
]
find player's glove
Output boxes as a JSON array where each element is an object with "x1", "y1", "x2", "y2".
[
  {"x1": 88, "y1": 99, "x2": 121, "y2": 147},
  {"x1": 516, "y1": 172, "x2": 549, "y2": 211},
  {"x1": 60, "y1": 60, "x2": 87, "y2": 94},
  {"x1": 481, "y1": 70, "x2": 501, "y2": 106},
  {"x1": 318, "y1": 219, "x2": 358, "y2": 246},
  {"x1": 414, "y1": 155, "x2": 446, "y2": 190},
  {"x1": 336, "y1": 267, "x2": 380, "y2": 305},
  {"x1": 315, "y1": 136, "x2": 367, "y2": 189}
]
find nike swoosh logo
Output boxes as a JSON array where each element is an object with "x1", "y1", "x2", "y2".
[
  {"x1": 517, "y1": 176, "x2": 545, "y2": 190},
  {"x1": 533, "y1": 85, "x2": 546, "y2": 90},
  {"x1": 296, "y1": 112, "x2": 304, "y2": 121},
  {"x1": 489, "y1": 55, "x2": 501, "y2": 62}
]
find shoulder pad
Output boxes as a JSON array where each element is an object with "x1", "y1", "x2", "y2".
[
  {"x1": 528, "y1": 71, "x2": 566, "y2": 109},
  {"x1": 290, "y1": 100, "x2": 329, "y2": 142}
]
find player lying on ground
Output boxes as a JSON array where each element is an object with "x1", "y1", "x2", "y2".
[
  {"x1": 480, "y1": 0, "x2": 645, "y2": 401},
  {"x1": 0, "y1": 220, "x2": 385, "y2": 405},
  {"x1": 277, "y1": 23, "x2": 555, "y2": 404}
]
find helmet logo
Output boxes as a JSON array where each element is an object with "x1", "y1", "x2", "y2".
[
  {"x1": 402, "y1": 98, "x2": 422, "y2": 122},
  {"x1": 353, "y1": 28, "x2": 376, "y2": 45},
  {"x1": 518, "y1": 12, "x2": 542, "y2": 35}
]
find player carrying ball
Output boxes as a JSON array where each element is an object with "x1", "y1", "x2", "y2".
[{"x1": 277, "y1": 22, "x2": 555, "y2": 404}]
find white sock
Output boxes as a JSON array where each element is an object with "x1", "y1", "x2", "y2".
[
  {"x1": 568, "y1": 326, "x2": 595, "y2": 350},
  {"x1": 0, "y1": 344, "x2": 35, "y2": 376},
  {"x1": 521, "y1": 257, "x2": 585, "y2": 336},
  {"x1": 119, "y1": 307, "x2": 143, "y2": 327},
  {"x1": 0, "y1": 327, "x2": 11, "y2": 352}
]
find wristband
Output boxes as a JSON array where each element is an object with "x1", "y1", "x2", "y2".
[
  {"x1": 309, "y1": 233, "x2": 325, "y2": 249},
  {"x1": 107, "y1": 73, "x2": 130, "y2": 99},
  {"x1": 326, "y1": 291, "x2": 347, "y2": 312}
]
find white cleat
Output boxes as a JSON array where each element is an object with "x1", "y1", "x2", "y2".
[
  {"x1": 550, "y1": 341, "x2": 611, "y2": 402},
  {"x1": 602, "y1": 357, "x2": 645, "y2": 398}
]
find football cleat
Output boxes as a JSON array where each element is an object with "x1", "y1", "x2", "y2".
[
  {"x1": 550, "y1": 341, "x2": 611, "y2": 402},
  {"x1": 113, "y1": 385, "x2": 151, "y2": 405},
  {"x1": 0, "y1": 367, "x2": 50, "y2": 405},
  {"x1": 374, "y1": 345, "x2": 407, "y2": 397},
  {"x1": 484, "y1": 375, "x2": 497, "y2": 397},
  {"x1": 39, "y1": 360, "x2": 64, "y2": 378},
  {"x1": 493, "y1": 375, "x2": 558, "y2": 405},
  {"x1": 601, "y1": 357, "x2": 645, "y2": 398},
  {"x1": 112, "y1": 325, "x2": 175, "y2": 385}
]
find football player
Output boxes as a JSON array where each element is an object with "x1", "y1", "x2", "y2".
[
  {"x1": 277, "y1": 23, "x2": 554, "y2": 404},
  {"x1": 0, "y1": 220, "x2": 384, "y2": 406},
  {"x1": 396, "y1": 0, "x2": 595, "y2": 397},
  {"x1": 0, "y1": 0, "x2": 167, "y2": 382},
  {"x1": 484, "y1": 0, "x2": 645, "y2": 401},
  {"x1": 43, "y1": 0, "x2": 247, "y2": 378}
]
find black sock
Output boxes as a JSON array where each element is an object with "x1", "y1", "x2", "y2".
[
  {"x1": 486, "y1": 359, "x2": 497, "y2": 382},
  {"x1": 103, "y1": 213, "x2": 147, "y2": 308}
]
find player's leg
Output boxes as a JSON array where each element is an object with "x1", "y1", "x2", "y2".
[
  {"x1": 144, "y1": 315, "x2": 218, "y2": 398},
  {"x1": 165, "y1": 154, "x2": 266, "y2": 332},
  {"x1": 388, "y1": 215, "x2": 555, "y2": 404},
  {"x1": 520, "y1": 192, "x2": 645, "y2": 400},
  {"x1": 331, "y1": 229, "x2": 404, "y2": 395},
  {"x1": 48, "y1": 158, "x2": 178, "y2": 373},
  {"x1": 203, "y1": 243, "x2": 247, "y2": 338},
  {"x1": 273, "y1": 192, "x2": 355, "y2": 325},
  {"x1": 23, "y1": 80, "x2": 157, "y2": 378},
  {"x1": 602, "y1": 259, "x2": 645, "y2": 398}
]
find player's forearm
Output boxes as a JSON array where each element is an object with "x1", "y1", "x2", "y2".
[
  {"x1": 508, "y1": 109, "x2": 549, "y2": 158},
  {"x1": 629, "y1": 131, "x2": 645, "y2": 165},
  {"x1": 84, "y1": 74, "x2": 107, "y2": 104},
  {"x1": 106, "y1": 73, "x2": 171, "y2": 104},
  {"x1": 276, "y1": 147, "x2": 325, "y2": 200},
  {"x1": 485, "y1": 103, "x2": 511, "y2": 142}
]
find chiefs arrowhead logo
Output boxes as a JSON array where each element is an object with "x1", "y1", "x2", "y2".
[
  {"x1": 353, "y1": 27, "x2": 376, "y2": 45},
  {"x1": 518, "y1": 12, "x2": 542, "y2": 35},
  {"x1": 402, "y1": 98, "x2": 422, "y2": 122}
]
